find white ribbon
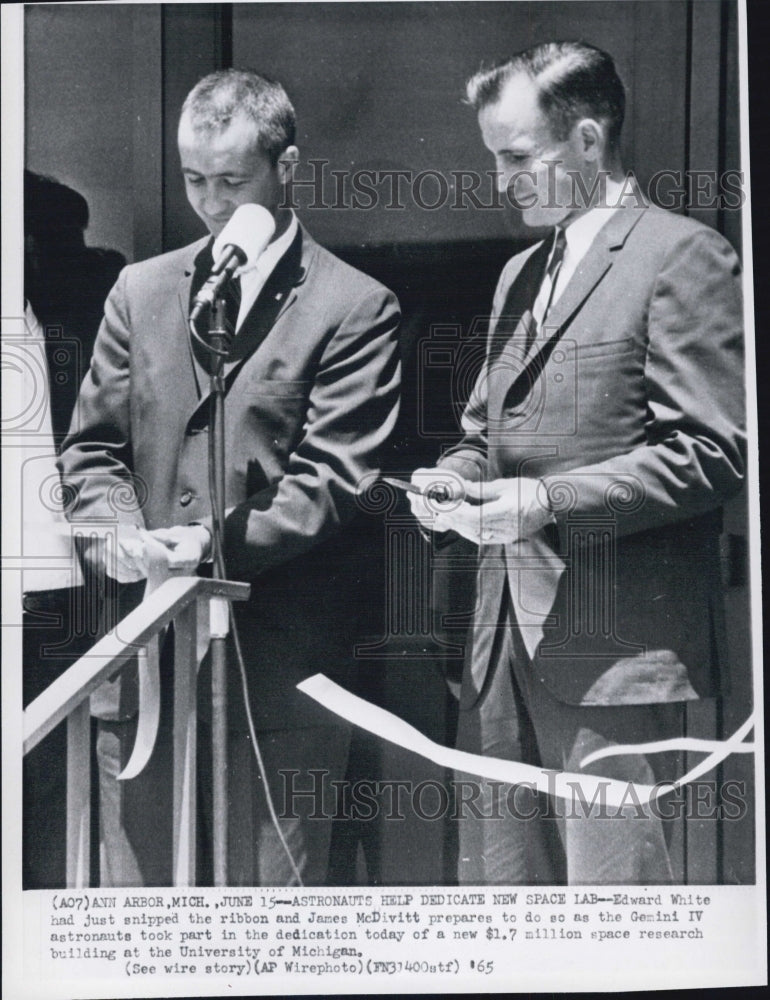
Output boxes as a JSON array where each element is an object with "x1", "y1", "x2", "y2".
[{"x1": 297, "y1": 674, "x2": 754, "y2": 807}]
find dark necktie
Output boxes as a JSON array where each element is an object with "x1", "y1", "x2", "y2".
[
  {"x1": 530, "y1": 226, "x2": 567, "y2": 337},
  {"x1": 225, "y1": 273, "x2": 242, "y2": 341},
  {"x1": 529, "y1": 225, "x2": 567, "y2": 349},
  {"x1": 498, "y1": 226, "x2": 570, "y2": 414}
]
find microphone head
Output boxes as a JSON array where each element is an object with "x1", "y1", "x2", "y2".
[{"x1": 212, "y1": 204, "x2": 277, "y2": 269}]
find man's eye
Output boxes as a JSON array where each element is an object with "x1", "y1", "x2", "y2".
[
  {"x1": 223, "y1": 179, "x2": 246, "y2": 188},
  {"x1": 186, "y1": 177, "x2": 204, "y2": 186}
]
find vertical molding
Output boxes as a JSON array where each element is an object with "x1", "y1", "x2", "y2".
[
  {"x1": 720, "y1": 0, "x2": 742, "y2": 253},
  {"x1": 684, "y1": 0, "x2": 693, "y2": 185},
  {"x1": 687, "y1": 0, "x2": 722, "y2": 231},
  {"x1": 685, "y1": 1, "x2": 752, "y2": 885},
  {"x1": 631, "y1": 0, "x2": 689, "y2": 208},
  {"x1": 132, "y1": 5, "x2": 164, "y2": 261},
  {"x1": 218, "y1": 3, "x2": 233, "y2": 70},
  {"x1": 716, "y1": 0, "x2": 752, "y2": 888},
  {"x1": 161, "y1": 4, "x2": 232, "y2": 252},
  {"x1": 66, "y1": 701, "x2": 92, "y2": 888},
  {"x1": 682, "y1": 0, "x2": 721, "y2": 886},
  {"x1": 173, "y1": 602, "x2": 199, "y2": 886}
]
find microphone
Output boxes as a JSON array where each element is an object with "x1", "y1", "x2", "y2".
[{"x1": 190, "y1": 204, "x2": 276, "y2": 322}]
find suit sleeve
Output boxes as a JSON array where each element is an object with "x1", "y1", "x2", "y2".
[
  {"x1": 222, "y1": 287, "x2": 401, "y2": 578},
  {"x1": 541, "y1": 227, "x2": 746, "y2": 540},
  {"x1": 57, "y1": 268, "x2": 147, "y2": 529}
]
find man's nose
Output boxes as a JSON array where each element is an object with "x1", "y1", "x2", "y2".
[
  {"x1": 200, "y1": 183, "x2": 228, "y2": 215},
  {"x1": 495, "y1": 165, "x2": 512, "y2": 194},
  {"x1": 505, "y1": 170, "x2": 537, "y2": 207}
]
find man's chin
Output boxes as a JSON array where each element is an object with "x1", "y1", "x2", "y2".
[
  {"x1": 522, "y1": 207, "x2": 571, "y2": 229},
  {"x1": 204, "y1": 217, "x2": 231, "y2": 237}
]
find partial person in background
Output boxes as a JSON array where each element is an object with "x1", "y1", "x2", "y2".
[
  {"x1": 24, "y1": 170, "x2": 126, "y2": 443},
  {"x1": 21, "y1": 171, "x2": 125, "y2": 887},
  {"x1": 408, "y1": 42, "x2": 745, "y2": 884}
]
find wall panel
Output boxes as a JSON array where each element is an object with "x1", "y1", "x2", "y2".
[{"x1": 25, "y1": 4, "x2": 138, "y2": 262}]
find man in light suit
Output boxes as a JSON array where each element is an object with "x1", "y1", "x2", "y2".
[
  {"x1": 58, "y1": 69, "x2": 401, "y2": 886},
  {"x1": 409, "y1": 42, "x2": 744, "y2": 884}
]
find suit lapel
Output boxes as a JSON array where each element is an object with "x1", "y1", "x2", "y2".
[
  {"x1": 178, "y1": 237, "x2": 213, "y2": 397},
  {"x1": 507, "y1": 206, "x2": 648, "y2": 388},
  {"x1": 489, "y1": 238, "x2": 550, "y2": 369}
]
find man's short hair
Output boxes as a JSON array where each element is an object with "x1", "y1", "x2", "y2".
[
  {"x1": 181, "y1": 68, "x2": 296, "y2": 165},
  {"x1": 466, "y1": 41, "x2": 625, "y2": 149}
]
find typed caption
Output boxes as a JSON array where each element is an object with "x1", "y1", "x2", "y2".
[{"x1": 16, "y1": 884, "x2": 764, "y2": 996}]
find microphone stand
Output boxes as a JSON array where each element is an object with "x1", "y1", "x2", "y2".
[{"x1": 207, "y1": 296, "x2": 230, "y2": 886}]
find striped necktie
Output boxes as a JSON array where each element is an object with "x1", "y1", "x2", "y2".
[
  {"x1": 224, "y1": 273, "x2": 242, "y2": 339},
  {"x1": 530, "y1": 226, "x2": 567, "y2": 342}
]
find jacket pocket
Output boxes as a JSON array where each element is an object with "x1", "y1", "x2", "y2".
[
  {"x1": 239, "y1": 377, "x2": 312, "y2": 399},
  {"x1": 568, "y1": 336, "x2": 636, "y2": 360}
]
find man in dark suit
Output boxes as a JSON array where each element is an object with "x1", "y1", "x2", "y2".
[
  {"x1": 58, "y1": 69, "x2": 401, "y2": 886},
  {"x1": 408, "y1": 42, "x2": 744, "y2": 884}
]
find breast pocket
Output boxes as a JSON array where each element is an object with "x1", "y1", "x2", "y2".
[
  {"x1": 240, "y1": 377, "x2": 313, "y2": 400},
  {"x1": 570, "y1": 337, "x2": 637, "y2": 362},
  {"x1": 228, "y1": 376, "x2": 313, "y2": 481},
  {"x1": 565, "y1": 336, "x2": 647, "y2": 440},
  {"x1": 565, "y1": 337, "x2": 643, "y2": 395},
  {"x1": 241, "y1": 378, "x2": 312, "y2": 441}
]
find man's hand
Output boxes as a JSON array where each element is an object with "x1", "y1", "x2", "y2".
[
  {"x1": 408, "y1": 472, "x2": 554, "y2": 546},
  {"x1": 407, "y1": 467, "x2": 475, "y2": 532},
  {"x1": 96, "y1": 524, "x2": 211, "y2": 583},
  {"x1": 140, "y1": 524, "x2": 212, "y2": 574},
  {"x1": 99, "y1": 527, "x2": 147, "y2": 584}
]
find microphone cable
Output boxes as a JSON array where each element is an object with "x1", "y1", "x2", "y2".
[{"x1": 191, "y1": 310, "x2": 305, "y2": 887}]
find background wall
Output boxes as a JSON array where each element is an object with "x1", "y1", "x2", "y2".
[
  {"x1": 25, "y1": 4, "x2": 137, "y2": 262},
  {"x1": 26, "y1": 1, "x2": 741, "y2": 257},
  {"x1": 231, "y1": 0, "x2": 702, "y2": 247}
]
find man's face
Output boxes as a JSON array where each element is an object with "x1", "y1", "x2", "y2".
[
  {"x1": 479, "y1": 74, "x2": 591, "y2": 228},
  {"x1": 178, "y1": 112, "x2": 287, "y2": 238}
]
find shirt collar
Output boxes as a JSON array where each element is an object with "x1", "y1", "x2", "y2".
[
  {"x1": 561, "y1": 177, "x2": 632, "y2": 256},
  {"x1": 562, "y1": 205, "x2": 615, "y2": 257}
]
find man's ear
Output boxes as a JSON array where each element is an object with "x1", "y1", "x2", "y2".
[
  {"x1": 574, "y1": 118, "x2": 604, "y2": 163},
  {"x1": 278, "y1": 145, "x2": 299, "y2": 182}
]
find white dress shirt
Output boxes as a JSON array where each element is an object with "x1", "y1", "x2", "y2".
[{"x1": 549, "y1": 178, "x2": 631, "y2": 307}]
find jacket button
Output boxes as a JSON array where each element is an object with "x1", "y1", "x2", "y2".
[{"x1": 180, "y1": 490, "x2": 194, "y2": 507}]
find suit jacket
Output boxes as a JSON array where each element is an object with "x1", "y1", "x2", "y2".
[
  {"x1": 58, "y1": 224, "x2": 401, "y2": 728},
  {"x1": 440, "y1": 204, "x2": 745, "y2": 708}
]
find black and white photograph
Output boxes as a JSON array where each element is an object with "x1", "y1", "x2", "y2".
[{"x1": 2, "y1": 0, "x2": 766, "y2": 995}]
